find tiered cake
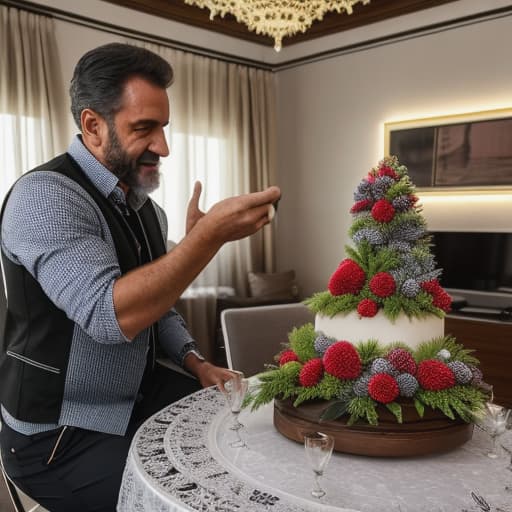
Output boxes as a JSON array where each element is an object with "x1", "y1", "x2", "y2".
[{"x1": 247, "y1": 156, "x2": 488, "y2": 457}]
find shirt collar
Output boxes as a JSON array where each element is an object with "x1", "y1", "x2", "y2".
[{"x1": 67, "y1": 135, "x2": 148, "y2": 211}]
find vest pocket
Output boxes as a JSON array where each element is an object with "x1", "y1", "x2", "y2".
[{"x1": 6, "y1": 351, "x2": 61, "y2": 374}]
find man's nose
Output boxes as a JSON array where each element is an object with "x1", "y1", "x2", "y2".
[{"x1": 151, "y1": 129, "x2": 169, "y2": 157}]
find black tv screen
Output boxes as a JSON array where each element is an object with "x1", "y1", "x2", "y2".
[{"x1": 429, "y1": 231, "x2": 512, "y2": 294}]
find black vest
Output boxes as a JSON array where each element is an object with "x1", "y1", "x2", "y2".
[{"x1": 0, "y1": 153, "x2": 166, "y2": 422}]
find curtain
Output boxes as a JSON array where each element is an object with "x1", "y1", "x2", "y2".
[
  {"x1": 0, "y1": 5, "x2": 67, "y2": 201},
  {"x1": 143, "y1": 43, "x2": 277, "y2": 296}
]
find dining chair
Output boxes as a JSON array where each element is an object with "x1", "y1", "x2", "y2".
[
  {"x1": 0, "y1": 447, "x2": 48, "y2": 512},
  {"x1": 220, "y1": 303, "x2": 314, "y2": 376}
]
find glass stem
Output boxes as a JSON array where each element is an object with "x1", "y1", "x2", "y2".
[
  {"x1": 314, "y1": 472, "x2": 323, "y2": 493},
  {"x1": 492, "y1": 435, "x2": 498, "y2": 455}
]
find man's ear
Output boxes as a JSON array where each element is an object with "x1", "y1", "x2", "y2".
[{"x1": 81, "y1": 108, "x2": 108, "y2": 148}]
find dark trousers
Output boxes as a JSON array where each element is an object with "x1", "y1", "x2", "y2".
[{"x1": 0, "y1": 365, "x2": 201, "y2": 512}]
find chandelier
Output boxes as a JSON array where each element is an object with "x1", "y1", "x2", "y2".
[{"x1": 183, "y1": 0, "x2": 371, "y2": 52}]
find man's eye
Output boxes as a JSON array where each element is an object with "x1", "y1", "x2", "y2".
[{"x1": 134, "y1": 126, "x2": 150, "y2": 132}]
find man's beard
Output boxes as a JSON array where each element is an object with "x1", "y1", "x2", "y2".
[{"x1": 104, "y1": 124, "x2": 161, "y2": 195}]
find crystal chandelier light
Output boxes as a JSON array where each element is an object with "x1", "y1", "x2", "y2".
[{"x1": 183, "y1": 0, "x2": 371, "y2": 52}]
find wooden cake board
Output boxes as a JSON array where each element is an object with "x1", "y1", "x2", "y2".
[{"x1": 274, "y1": 398, "x2": 474, "y2": 457}]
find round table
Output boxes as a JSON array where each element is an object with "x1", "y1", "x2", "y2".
[{"x1": 117, "y1": 387, "x2": 512, "y2": 512}]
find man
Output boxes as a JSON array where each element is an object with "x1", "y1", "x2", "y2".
[{"x1": 0, "y1": 43, "x2": 280, "y2": 511}]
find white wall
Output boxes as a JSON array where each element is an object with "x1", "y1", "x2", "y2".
[{"x1": 275, "y1": 14, "x2": 512, "y2": 296}]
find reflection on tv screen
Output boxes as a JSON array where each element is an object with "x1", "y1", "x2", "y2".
[{"x1": 429, "y1": 231, "x2": 512, "y2": 293}]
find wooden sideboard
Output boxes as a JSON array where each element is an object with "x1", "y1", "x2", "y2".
[{"x1": 445, "y1": 315, "x2": 512, "y2": 408}]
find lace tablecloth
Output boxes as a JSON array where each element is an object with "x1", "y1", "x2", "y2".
[{"x1": 117, "y1": 387, "x2": 512, "y2": 512}]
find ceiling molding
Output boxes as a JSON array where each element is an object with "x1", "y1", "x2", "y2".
[
  {"x1": 4, "y1": 0, "x2": 511, "y2": 72},
  {"x1": 103, "y1": 0, "x2": 459, "y2": 48}
]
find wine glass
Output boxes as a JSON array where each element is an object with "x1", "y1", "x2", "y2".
[
  {"x1": 475, "y1": 402, "x2": 510, "y2": 458},
  {"x1": 503, "y1": 411, "x2": 512, "y2": 479},
  {"x1": 223, "y1": 374, "x2": 249, "y2": 447},
  {"x1": 304, "y1": 432, "x2": 334, "y2": 499}
]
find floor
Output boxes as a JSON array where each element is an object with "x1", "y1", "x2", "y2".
[
  {"x1": 0, "y1": 474, "x2": 42, "y2": 512},
  {"x1": 0, "y1": 474, "x2": 16, "y2": 511}
]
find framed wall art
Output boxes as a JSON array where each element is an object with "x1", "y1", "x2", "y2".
[{"x1": 384, "y1": 108, "x2": 512, "y2": 189}]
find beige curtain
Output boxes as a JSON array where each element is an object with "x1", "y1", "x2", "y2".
[
  {"x1": 142, "y1": 43, "x2": 277, "y2": 296},
  {"x1": 0, "y1": 5, "x2": 67, "y2": 200}
]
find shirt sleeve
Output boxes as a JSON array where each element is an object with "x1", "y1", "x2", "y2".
[
  {"x1": 1, "y1": 171, "x2": 129, "y2": 344},
  {"x1": 157, "y1": 308, "x2": 203, "y2": 366}
]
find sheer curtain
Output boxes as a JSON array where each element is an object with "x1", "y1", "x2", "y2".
[
  {"x1": 144, "y1": 43, "x2": 278, "y2": 296},
  {"x1": 0, "y1": 5, "x2": 67, "y2": 201}
]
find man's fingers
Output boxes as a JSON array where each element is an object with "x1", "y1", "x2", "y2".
[
  {"x1": 243, "y1": 186, "x2": 281, "y2": 208},
  {"x1": 190, "y1": 181, "x2": 202, "y2": 209}
]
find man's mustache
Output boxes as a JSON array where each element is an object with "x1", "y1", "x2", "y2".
[{"x1": 137, "y1": 151, "x2": 160, "y2": 166}]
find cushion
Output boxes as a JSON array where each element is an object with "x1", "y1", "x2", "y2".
[{"x1": 247, "y1": 270, "x2": 299, "y2": 300}]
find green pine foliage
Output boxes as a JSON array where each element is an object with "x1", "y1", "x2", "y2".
[
  {"x1": 288, "y1": 323, "x2": 317, "y2": 361},
  {"x1": 355, "y1": 339, "x2": 384, "y2": 365},
  {"x1": 345, "y1": 241, "x2": 399, "y2": 276},
  {"x1": 414, "y1": 335, "x2": 479, "y2": 365},
  {"x1": 382, "y1": 292, "x2": 443, "y2": 321},
  {"x1": 384, "y1": 180, "x2": 413, "y2": 201},
  {"x1": 305, "y1": 292, "x2": 359, "y2": 316},
  {"x1": 414, "y1": 398, "x2": 425, "y2": 418},
  {"x1": 385, "y1": 402, "x2": 403, "y2": 423},
  {"x1": 347, "y1": 396, "x2": 379, "y2": 426},
  {"x1": 416, "y1": 386, "x2": 485, "y2": 422},
  {"x1": 349, "y1": 215, "x2": 376, "y2": 239},
  {"x1": 246, "y1": 362, "x2": 302, "y2": 411},
  {"x1": 385, "y1": 210, "x2": 426, "y2": 234},
  {"x1": 293, "y1": 374, "x2": 346, "y2": 406}
]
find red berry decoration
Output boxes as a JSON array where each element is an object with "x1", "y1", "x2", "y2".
[
  {"x1": 299, "y1": 358, "x2": 324, "y2": 387},
  {"x1": 378, "y1": 166, "x2": 399, "y2": 180},
  {"x1": 432, "y1": 290, "x2": 452, "y2": 312},
  {"x1": 421, "y1": 279, "x2": 443, "y2": 295},
  {"x1": 350, "y1": 199, "x2": 373, "y2": 213},
  {"x1": 371, "y1": 199, "x2": 395, "y2": 223},
  {"x1": 417, "y1": 359, "x2": 456, "y2": 390},
  {"x1": 279, "y1": 350, "x2": 299, "y2": 366},
  {"x1": 368, "y1": 373, "x2": 399, "y2": 403},
  {"x1": 367, "y1": 174, "x2": 376, "y2": 184},
  {"x1": 387, "y1": 348, "x2": 417, "y2": 375},
  {"x1": 328, "y1": 259, "x2": 366, "y2": 296},
  {"x1": 357, "y1": 298, "x2": 378, "y2": 317},
  {"x1": 323, "y1": 341, "x2": 362, "y2": 380},
  {"x1": 369, "y1": 272, "x2": 396, "y2": 298}
]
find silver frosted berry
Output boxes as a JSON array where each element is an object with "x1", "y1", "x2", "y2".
[
  {"x1": 352, "y1": 227, "x2": 385, "y2": 246},
  {"x1": 370, "y1": 358, "x2": 397, "y2": 376},
  {"x1": 353, "y1": 374, "x2": 371, "y2": 397},
  {"x1": 447, "y1": 361, "x2": 473, "y2": 385},
  {"x1": 468, "y1": 365, "x2": 483, "y2": 385},
  {"x1": 314, "y1": 334, "x2": 336, "y2": 355},
  {"x1": 436, "y1": 349, "x2": 451, "y2": 361},
  {"x1": 401, "y1": 279, "x2": 420, "y2": 298},
  {"x1": 396, "y1": 373, "x2": 419, "y2": 397}
]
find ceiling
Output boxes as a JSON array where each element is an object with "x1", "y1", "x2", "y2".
[{"x1": 103, "y1": 0, "x2": 458, "y2": 49}]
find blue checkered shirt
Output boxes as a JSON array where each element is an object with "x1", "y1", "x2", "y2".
[{"x1": 1, "y1": 136, "x2": 197, "y2": 435}]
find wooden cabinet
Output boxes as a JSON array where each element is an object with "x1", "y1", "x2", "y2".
[{"x1": 445, "y1": 315, "x2": 512, "y2": 408}]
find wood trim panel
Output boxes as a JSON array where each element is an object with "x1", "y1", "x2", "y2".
[{"x1": 445, "y1": 315, "x2": 512, "y2": 408}]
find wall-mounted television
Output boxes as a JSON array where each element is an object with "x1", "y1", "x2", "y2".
[{"x1": 429, "y1": 231, "x2": 512, "y2": 316}]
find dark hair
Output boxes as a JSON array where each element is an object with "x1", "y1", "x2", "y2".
[{"x1": 69, "y1": 43, "x2": 174, "y2": 129}]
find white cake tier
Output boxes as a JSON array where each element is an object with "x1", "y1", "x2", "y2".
[{"x1": 315, "y1": 311, "x2": 444, "y2": 350}]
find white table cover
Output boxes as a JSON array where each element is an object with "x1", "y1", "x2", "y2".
[{"x1": 118, "y1": 387, "x2": 512, "y2": 512}]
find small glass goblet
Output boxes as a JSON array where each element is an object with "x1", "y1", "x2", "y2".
[
  {"x1": 304, "y1": 432, "x2": 334, "y2": 499},
  {"x1": 224, "y1": 375, "x2": 249, "y2": 447},
  {"x1": 503, "y1": 412, "x2": 512, "y2": 478},
  {"x1": 476, "y1": 402, "x2": 510, "y2": 459}
]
